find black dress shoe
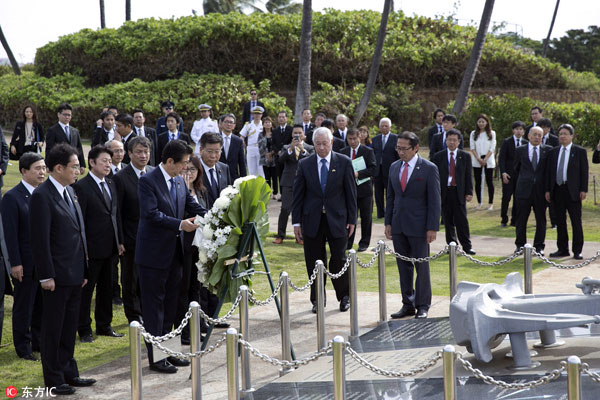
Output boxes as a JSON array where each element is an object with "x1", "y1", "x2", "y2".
[
  {"x1": 500, "y1": 223, "x2": 507, "y2": 228},
  {"x1": 53, "y1": 384, "x2": 76, "y2": 395},
  {"x1": 535, "y1": 248, "x2": 544, "y2": 256},
  {"x1": 464, "y1": 249, "x2": 476, "y2": 255},
  {"x1": 150, "y1": 359, "x2": 178, "y2": 373},
  {"x1": 214, "y1": 322, "x2": 230, "y2": 329},
  {"x1": 97, "y1": 328, "x2": 124, "y2": 337},
  {"x1": 200, "y1": 320, "x2": 209, "y2": 333},
  {"x1": 550, "y1": 251, "x2": 570, "y2": 258},
  {"x1": 66, "y1": 377, "x2": 96, "y2": 387},
  {"x1": 415, "y1": 310, "x2": 428, "y2": 319},
  {"x1": 80, "y1": 334, "x2": 94, "y2": 343},
  {"x1": 167, "y1": 356, "x2": 190, "y2": 367},
  {"x1": 357, "y1": 246, "x2": 368, "y2": 252},
  {"x1": 574, "y1": 254, "x2": 583, "y2": 260},
  {"x1": 21, "y1": 353, "x2": 39, "y2": 361},
  {"x1": 181, "y1": 337, "x2": 190, "y2": 346},
  {"x1": 390, "y1": 307, "x2": 416, "y2": 319},
  {"x1": 339, "y1": 296, "x2": 350, "y2": 312}
]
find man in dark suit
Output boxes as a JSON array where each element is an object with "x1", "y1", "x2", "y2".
[
  {"x1": 113, "y1": 136, "x2": 154, "y2": 324},
  {"x1": 132, "y1": 109, "x2": 158, "y2": 166},
  {"x1": 73, "y1": 145, "x2": 124, "y2": 343},
  {"x1": 341, "y1": 129, "x2": 376, "y2": 252},
  {"x1": 106, "y1": 139, "x2": 127, "y2": 177},
  {"x1": 115, "y1": 113, "x2": 137, "y2": 165},
  {"x1": 538, "y1": 118, "x2": 559, "y2": 147},
  {"x1": 156, "y1": 112, "x2": 192, "y2": 162},
  {"x1": 91, "y1": 111, "x2": 116, "y2": 147},
  {"x1": 429, "y1": 114, "x2": 464, "y2": 159},
  {"x1": 272, "y1": 112, "x2": 293, "y2": 193},
  {"x1": 0, "y1": 216, "x2": 10, "y2": 347},
  {"x1": 321, "y1": 119, "x2": 346, "y2": 153},
  {"x1": 219, "y1": 113, "x2": 246, "y2": 180},
  {"x1": 593, "y1": 138, "x2": 600, "y2": 164},
  {"x1": 292, "y1": 127, "x2": 357, "y2": 313},
  {"x1": 45, "y1": 103, "x2": 86, "y2": 173},
  {"x1": 385, "y1": 132, "x2": 440, "y2": 320},
  {"x1": 30, "y1": 143, "x2": 95, "y2": 395},
  {"x1": 525, "y1": 106, "x2": 553, "y2": 139},
  {"x1": 513, "y1": 126, "x2": 552, "y2": 254},
  {"x1": 545, "y1": 124, "x2": 588, "y2": 260},
  {"x1": 334, "y1": 114, "x2": 349, "y2": 144},
  {"x1": 2, "y1": 152, "x2": 46, "y2": 361},
  {"x1": 274, "y1": 125, "x2": 313, "y2": 245},
  {"x1": 432, "y1": 129, "x2": 475, "y2": 254},
  {"x1": 372, "y1": 118, "x2": 399, "y2": 218},
  {"x1": 0, "y1": 126, "x2": 9, "y2": 196},
  {"x1": 499, "y1": 121, "x2": 528, "y2": 227},
  {"x1": 135, "y1": 140, "x2": 206, "y2": 374},
  {"x1": 155, "y1": 101, "x2": 183, "y2": 135},
  {"x1": 427, "y1": 108, "x2": 445, "y2": 152},
  {"x1": 301, "y1": 109, "x2": 315, "y2": 139},
  {"x1": 241, "y1": 89, "x2": 266, "y2": 124}
]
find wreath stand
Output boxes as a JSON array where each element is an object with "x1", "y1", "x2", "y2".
[{"x1": 201, "y1": 222, "x2": 296, "y2": 359}]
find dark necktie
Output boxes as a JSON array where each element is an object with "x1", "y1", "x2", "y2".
[
  {"x1": 169, "y1": 178, "x2": 178, "y2": 215},
  {"x1": 140, "y1": 170, "x2": 145, "y2": 176},
  {"x1": 100, "y1": 181, "x2": 111, "y2": 209},
  {"x1": 532, "y1": 146, "x2": 538, "y2": 170},
  {"x1": 516, "y1": 139, "x2": 521, "y2": 147},
  {"x1": 449, "y1": 152, "x2": 456, "y2": 186},
  {"x1": 304, "y1": 124, "x2": 308, "y2": 133},
  {"x1": 64, "y1": 126, "x2": 70, "y2": 141},
  {"x1": 115, "y1": 166, "x2": 119, "y2": 173},
  {"x1": 557, "y1": 147, "x2": 566, "y2": 185},
  {"x1": 352, "y1": 148, "x2": 356, "y2": 160},
  {"x1": 209, "y1": 168, "x2": 219, "y2": 199},
  {"x1": 63, "y1": 189, "x2": 76, "y2": 219},
  {"x1": 320, "y1": 158, "x2": 328, "y2": 193}
]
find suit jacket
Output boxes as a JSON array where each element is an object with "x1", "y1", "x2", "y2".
[
  {"x1": 340, "y1": 145, "x2": 376, "y2": 198},
  {"x1": 30, "y1": 179, "x2": 88, "y2": 285},
  {"x1": 302, "y1": 122, "x2": 316, "y2": 144},
  {"x1": 73, "y1": 173, "x2": 121, "y2": 259},
  {"x1": 272, "y1": 125, "x2": 293, "y2": 154},
  {"x1": 120, "y1": 132, "x2": 139, "y2": 165},
  {"x1": 91, "y1": 127, "x2": 111, "y2": 147},
  {"x1": 0, "y1": 128, "x2": 8, "y2": 187},
  {"x1": 45, "y1": 124, "x2": 86, "y2": 168},
  {"x1": 333, "y1": 129, "x2": 349, "y2": 146},
  {"x1": 498, "y1": 136, "x2": 528, "y2": 178},
  {"x1": 546, "y1": 145, "x2": 588, "y2": 202},
  {"x1": 525, "y1": 124, "x2": 554, "y2": 140},
  {"x1": 593, "y1": 149, "x2": 600, "y2": 164},
  {"x1": 156, "y1": 132, "x2": 191, "y2": 163},
  {"x1": 242, "y1": 100, "x2": 266, "y2": 124},
  {"x1": 135, "y1": 126, "x2": 158, "y2": 166},
  {"x1": 428, "y1": 124, "x2": 442, "y2": 151},
  {"x1": 385, "y1": 156, "x2": 441, "y2": 238},
  {"x1": 219, "y1": 134, "x2": 246, "y2": 180},
  {"x1": 202, "y1": 161, "x2": 232, "y2": 207},
  {"x1": 279, "y1": 143, "x2": 314, "y2": 187},
  {"x1": 135, "y1": 166, "x2": 206, "y2": 269},
  {"x1": 429, "y1": 131, "x2": 464, "y2": 159},
  {"x1": 155, "y1": 116, "x2": 184, "y2": 136},
  {"x1": 10, "y1": 121, "x2": 44, "y2": 157},
  {"x1": 332, "y1": 137, "x2": 346, "y2": 153},
  {"x1": 432, "y1": 149, "x2": 473, "y2": 205},
  {"x1": 513, "y1": 144, "x2": 552, "y2": 199},
  {"x1": 542, "y1": 133, "x2": 559, "y2": 147},
  {"x1": 372, "y1": 133, "x2": 399, "y2": 178},
  {"x1": 0, "y1": 213, "x2": 12, "y2": 296},
  {"x1": 2, "y1": 183, "x2": 35, "y2": 277},
  {"x1": 292, "y1": 152, "x2": 357, "y2": 239}
]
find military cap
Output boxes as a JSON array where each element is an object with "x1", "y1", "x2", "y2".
[
  {"x1": 198, "y1": 104, "x2": 212, "y2": 111},
  {"x1": 251, "y1": 106, "x2": 265, "y2": 114}
]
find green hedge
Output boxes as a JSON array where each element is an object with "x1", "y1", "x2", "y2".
[
  {"x1": 453, "y1": 94, "x2": 600, "y2": 146},
  {"x1": 0, "y1": 72, "x2": 289, "y2": 136},
  {"x1": 34, "y1": 10, "x2": 594, "y2": 89}
]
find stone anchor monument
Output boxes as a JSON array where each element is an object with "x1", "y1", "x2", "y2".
[{"x1": 450, "y1": 272, "x2": 600, "y2": 368}]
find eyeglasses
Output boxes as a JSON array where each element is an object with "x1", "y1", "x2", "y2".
[
  {"x1": 223, "y1": 120, "x2": 235, "y2": 124},
  {"x1": 203, "y1": 149, "x2": 221, "y2": 155},
  {"x1": 184, "y1": 167, "x2": 198, "y2": 173},
  {"x1": 396, "y1": 147, "x2": 413, "y2": 152}
]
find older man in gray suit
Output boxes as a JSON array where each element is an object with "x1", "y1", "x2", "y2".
[{"x1": 385, "y1": 131, "x2": 440, "y2": 320}]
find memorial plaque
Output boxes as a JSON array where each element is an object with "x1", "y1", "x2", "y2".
[{"x1": 349, "y1": 317, "x2": 455, "y2": 353}]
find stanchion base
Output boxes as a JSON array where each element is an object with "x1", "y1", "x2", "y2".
[
  {"x1": 377, "y1": 320, "x2": 387, "y2": 326},
  {"x1": 240, "y1": 388, "x2": 256, "y2": 393},
  {"x1": 507, "y1": 361, "x2": 541, "y2": 371},
  {"x1": 505, "y1": 350, "x2": 538, "y2": 359},
  {"x1": 279, "y1": 368, "x2": 295, "y2": 377},
  {"x1": 533, "y1": 340, "x2": 565, "y2": 349}
]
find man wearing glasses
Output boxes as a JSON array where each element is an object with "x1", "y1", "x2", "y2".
[
  {"x1": 241, "y1": 89, "x2": 265, "y2": 124},
  {"x1": 155, "y1": 100, "x2": 183, "y2": 136},
  {"x1": 218, "y1": 114, "x2": 246, "y2": 180},
  {"x1": 385, "y1": 131, "x2": 440, "y2": 320},
  {"x1": 45, "y1": 103, "x2": 86, "y2": 174}
]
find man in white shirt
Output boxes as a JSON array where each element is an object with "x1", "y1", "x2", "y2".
[
  {"x1": 335, "y1": 114, "x2": 349, "y2": 143},
  {"x1": 106, "y1": 140, "x2": 126, "y2": 176},
  {"x1": 190, "y1": 104, "x2": 219, "y2": 154},
  {"x1": 240, "y1": 106, "x2": 264, "y2": 177}
]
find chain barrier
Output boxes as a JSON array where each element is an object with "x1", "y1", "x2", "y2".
[
  {"x1": 239, "y1": 336, "x2": 332, "y2": 368},
  {"x1": 532, "y1": 248, "x2": 600, "y2": 269},
  {"x1": 385, "y1": 244, "x2": 449, "y2": 262},
  {"x1": 346, "y1": 344, "x2": 442, "y2": 377},
  {"x1": 582, "y1": 363, "x2": 600, "y2": 383},
  {"x1": 248, "y1": 277, "x2": 285, "y2": 306},
  {"x1": 139, "y1": 331, "x2": 227, "y2": 360},
  {"x1": 356, "y1": 246, "x2": 379, "y2": 268},
  {"x1": 326, "y1": 256, "x2": 352, "y2": 279},
  {"x1": 139, "y1": 309, "x2": 192, "y2": 343},
  {"x1": 458, "y1": 246, "x2": 524, "y2": 266},
  {"x1": 289, "y1": 264, "x2": 318, "y2": 292},
  {"x1": 196, "y1": 293, "x2": 243, "y2": 324}
]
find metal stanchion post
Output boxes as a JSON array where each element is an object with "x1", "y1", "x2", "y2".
[
  {"x1": 316, "y1": 260, "x2": 326, "y2": 351},
  {"x1": 280, "y1": 273, "x2": 293, "y2": 376},
  {"x1": 377, "y1": 240, "x2": 387, "y2": 324},
  {"x1": 567, "y1": 355, "x2": 581, "y2": 400},
  {"x1": 226, "y1": 328, "x2": 240, "y2": 400},
  {"x1": 442, "y1": 345, "x2": 456, "y2": 400},
  {"x1": 332, "y1": 336, "x2": 346, "y2": 400},
  {"x1": 349, "y1": 250, "x2": 359, "y2": 338},
  {"x1": 129, "y1": 321, "x2": 142, "y2": 400},
  {"x1": 523, "y1": 244, "x2": 533, "y2": 294},
  {"x1": 239, "y1": 286, "x2": 253, "y2": 392},
  {"x1": 448, "y1": 242, "x2": 457, "y2": 300},
  {"x1": 190, "y1": 302, "x2": 202, "y2": 400}
]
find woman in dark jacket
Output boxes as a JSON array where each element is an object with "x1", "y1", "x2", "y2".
[{"x1": 10, "y1": 105, "x2": 44, "y2": 159}]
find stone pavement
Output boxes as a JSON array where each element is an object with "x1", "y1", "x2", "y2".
[{"x1": 64, "y1": 200, "x2": 600, "y2": 399}]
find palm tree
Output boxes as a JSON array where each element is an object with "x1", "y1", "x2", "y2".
[
  {"x1": 126, "y1": 0, "x2": 131, "y2": 21},
  {"x1": 0, "y1": 25, "x2": 20, "y2": 75},
  {"x1": 452, "y1": 0, "x2": 495, "y2": 116},
  {"x1": 203, "y1": 0, "x2": 262, "y2": 14},
  {"x1": 99, "y1": 0, "x2": 106, "y2": 28},
  {"x1": 265, "y1": 0, "x2": 301, "y2": 14},
  {"x1": 293, "y1": 0, "x2": 312, "y2": 122},
  {"x1": 354, "y1": 0, "x2": 392, "y2": 125},
  {"x1": 542, "y1": 0, "x2": 560, "y2": 57}
]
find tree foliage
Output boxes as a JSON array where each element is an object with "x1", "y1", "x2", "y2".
[{"x1": 547, "y1": 25, "x2": 600, "y2": 76}]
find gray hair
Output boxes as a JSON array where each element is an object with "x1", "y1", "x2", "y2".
[
  {"x1": 529, "y1": 126, "x2": 543, "y2": 136},
  {"x1": 379, "y1": 117, "x2": 392, "y2": 127},
  {"x1": 336, "y1": 114, "x2": 348, "y2": 122},
  {"x1": 105, "y1": 139, "x2": 124, "y2": 149},
  {"x1": 127, "y1": 135, "x2": 152, "y2": 152},
  {"x1": 312, "y1": 127, "x2": 333, "y2": 142}
]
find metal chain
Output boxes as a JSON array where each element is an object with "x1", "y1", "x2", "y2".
[
  {"x1": 385, "y1": 244, "x2": 449, "y2": 262},
  {"x1": 581, "y1": 363, "x2": 600, "y2": 383},
  {"x1": 533, "y1": 248, "x2": 600, "y2": 269},
  {"x1": 139, "y1": 331, "x2": 227, "y2": 360},
  {"x1": 140, "y1": 309, "x2": 192, "y2": 343},
  {"x1": 456, "y1": 353, "x2": 565, "y2": 389},
  {"x1": 289, "y1": 264, "x2": 318, "y2": 292},
  {"x1": 346, "y1": 345, "x2": 442, "y2": 377},
  {"x1": 356, "y1": 246, "x2": 380, "y2": 268},
  {"x1": 239, "y1": 337, "x2": 332, "y2": 367},
  {"x1": 248, "y1": 277, "x2": 285, "y2": 306},
  {"x1": 196, "y1": 293, "x2": 243, "y2": 324},
  {"x1": 326, "y1": 256, "x2": 351, "y2": 279},
  {"x1": 458, "y1": 247, "x2": 524, "y2": 266}
]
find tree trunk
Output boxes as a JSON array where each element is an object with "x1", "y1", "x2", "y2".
[
  {"x1": 126, "y1": 0, "x2": 131, "y2": 21},
  {"x1": 542, "y1": 0, "x2": 560, "y2": 57},
  {"x1": 293, "y1": 0, "x2": 312, "y2": 123},
  {"x1": 353, "y1": 0, "x2": 391, "y2": 126},
  {"x1": 0, "y1": 25, "x2": 20, "y2": 75},
  {"x1": 452, "y1": 0, "x2": 495, "y2": 116},
  {"x1": 100, "y1": 0, "x2": 106, "y2": 28}
]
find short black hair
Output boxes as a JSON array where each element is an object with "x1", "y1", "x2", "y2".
[
  {"x1": 442, "y1": 114, "x2": 457, "y2": 124},
  {"x1": 132, "y1": 109, "x2": 144, "y2": 116},
  {"x1": 557, "y1": 123, "x2": 574, "y2": 135},
  {"x1": 161, "y1": 139, "x2": 193, "y2": 164},
  {"x1": 107, "y1": 105, "x2": 118, "y2": 111},
  {"x1": 115, "y1": 113, "x2": 134, "y2": 127},
  {"x1": 128, "y1": 136, "x2": 152, "y2": 152},
  {"x1": 346, "y1": 127, "x2": 359, "y2": 137},
  {"x1": 433, "y1": 108, "x2": 445, "y2": 119},
  {"x1": 88, "y1": 145, "x2": 113, "y2": 164},
  {"x1": 537, "y1": 118, "x2": 553, "y2": 128},
  {"x1": 200, "y1": 132, "x2": 223, "y2": 148},
  {"x1": 100, "y1": 111, "x2": 115, "y2": 121},
  {"x1": 57, "y1": 103, "x2": 73, "y2": 113},
  {"x1": 446, "y1": 128, "x2": 461, "y2": 139},
  {"x1": 397, "y1": 131, "x2": 419, "y2": 148},
  {"x1": 165, "y1": 112, "x2": 180, "y2": 124},
  {"x1": 278, "y1": 111, "x2": 287, "y2": 117},
  {"x1": 19, "y1": 152, "x2": 43, "y2": 172},
  {"x1": 531, "y1": 106, "x2": 543, "y2": 113},
  {"x1": 46, "y1": 143, "x2": 78, "y2": 172},
  {"x1": 512, "y1": 121, "x2": 526, "y2": 129},
  {"x1": 219, "y1": 113, "x2": 236, "y2": 123},
  {"x1": 315, "y1": 112, "x2": 326, "y2": 119},
  {"x1": 321, "y1": 119, "x2": 335, "y2": 130},
  {"x1": 292, "y1": 123, "x2": 304, "y2": 130}
]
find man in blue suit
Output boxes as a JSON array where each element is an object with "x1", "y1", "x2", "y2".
[
  {"x1": 292, "y1": 127, "x2": 357, "y2": 313},
  {"x1": 135, "y1": 139, "x2": 206, "y2": 374},
  {"x1": 385, "y1": 131, "x2": 440, "y2": 320}
]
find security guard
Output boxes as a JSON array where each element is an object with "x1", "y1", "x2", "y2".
[{"x1": 190, "y1": 104, "x2": 219, "y2": 154}]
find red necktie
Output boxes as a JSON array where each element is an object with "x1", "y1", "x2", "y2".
[
  {"x1": 352, "y1": 148, "x2": 356, "y2": 160},
  {"x1": 449, "y1": 152, "x2": 456, "y2": 186},
  {"x1": 400, "y1": 163, "x2": 408, "y2": 191}
]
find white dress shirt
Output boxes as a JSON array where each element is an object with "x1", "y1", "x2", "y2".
[{"x1": 399, "y1": 154, "x2": 418, "y2": 183}]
